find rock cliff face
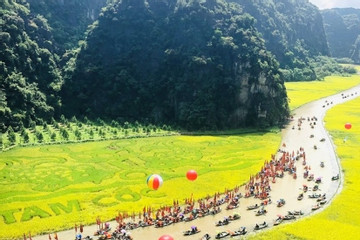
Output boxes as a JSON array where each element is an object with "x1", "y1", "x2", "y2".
[
  {"x1": 322, "y1": 8, "x2": 360, "y2": 63},
  {"x1": 63, "y1": 0, "x2": 289, "y2": 130}
]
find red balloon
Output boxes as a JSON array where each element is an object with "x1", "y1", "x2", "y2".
[
  {"x1": 159, "y1": 235, "x2": 174, "y2": 240},
  {"x1": 345, "y1": 123, "x2": 352, "y2": 130},
  {"x1": 186, "y1": 170, "x2": 198, "y2": 181}
]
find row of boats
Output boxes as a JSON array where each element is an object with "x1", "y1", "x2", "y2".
[{"x1": 188, "y1": 209, "x2": 305, "y2": 239}]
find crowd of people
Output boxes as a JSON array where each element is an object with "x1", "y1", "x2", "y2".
[{"x1": 80, "y1": 141, "x2": 310, "y2": 240}]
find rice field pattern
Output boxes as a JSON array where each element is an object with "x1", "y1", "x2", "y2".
[{"x1": 0, "y1": 134, "x2": 280, "y2": 239}]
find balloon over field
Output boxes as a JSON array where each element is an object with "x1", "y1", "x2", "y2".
[
  {"x1": 345, "y1": 123, "x2": 352, "y2": 129},
  {"x1": 159, "y1": 235, "x2": 174, "y2": 240},
  {"x1": 147, "y1": 174, "x2": 163, "y2": 190},
  {"x1": 186, "y1": 170, "x2": 198, "y2": 181}
]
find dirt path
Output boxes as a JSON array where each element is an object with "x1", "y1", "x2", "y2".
[{"x1": 32, "y1": 84, "x2": 360, "y2": 240}]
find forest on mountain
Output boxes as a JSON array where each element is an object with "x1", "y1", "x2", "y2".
[
  {"x1": 0, "y1": 0, "x2": 62, "y2": 131},
  {"x1": 322, "y1": 8, "x2": 360, "y2": 63},
  {"x1": 62, "y1": 0, "x2": 290, "y2": 130},
  {"x1": 26, "y1": 0, "x2": 109, "y2": 54},
  {"x1": 233, "y1": 0, "x2": 329, "y2": 81},
  {"x1": 0, "y1": 0, "x2": 357, "y2": 133}
]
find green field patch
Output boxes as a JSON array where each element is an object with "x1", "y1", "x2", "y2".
[
  {"x1": 115, "y1": 188, "x2": 141, "y2": 202},
  {"x1": 38, "y1": 146, "x2": 68, "y2": 153},
  {"x1": 20, "y1": 206, "x2": 52, "y2": 222},
  {"x1": 140, "y1": 188, "x2": 167, "y2": 198},
  {"x1": 123, "y1": 171, "x2": 147, "y2": 179},
  {"x1": 92, "y1": 195, "x2": 118, "y2": 207}
]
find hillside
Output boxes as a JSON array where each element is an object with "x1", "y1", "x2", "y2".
[
  {"x1": 62, "y1": 0, "x2": 290, "y2": 130},
  {"x1": 26, "y1": 0, "x2": 108, "y2": 54},
  {"x1": 0, "y1": 0, "x2": 62, "y2": 132},
  {"x1": 322, "y1": 8, "x2": 360, "y2": 63},
  {"x1": 1, "y1": 0, "x2": 342, "y2": 132},
  {"x1": 233, "y1": 0, "x2": 329, "y2": 81}
]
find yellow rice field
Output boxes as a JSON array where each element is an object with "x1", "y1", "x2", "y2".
[
  {"x1": 0, "y1": 133, "x2": 281, "y2": 239},
  {"x1": 285, "y1": 75, "x2": 360, "y2": 110}
]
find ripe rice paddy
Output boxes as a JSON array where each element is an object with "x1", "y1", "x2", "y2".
[
  {"x1": 285, "y1": 74, "x2": 360, "y2": 110},
  {"x1": 0, "y1": 132, "x2": 281, "y2": 239}
]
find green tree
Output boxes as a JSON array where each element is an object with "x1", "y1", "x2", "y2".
[
  {"x1": 23, "y1": 132, "x2": 30, "y2": 143},
  {"x1": 30, "y1": 121, "x2": 36, "y2": 130},
  {"x1": 7, "y1": 127, "x2": 16, "y2": 145},
  {"x1": 60, "y1": 115, "x2": 67, "y2": 124},
  {"x1": 51, "y1": 117, "x2": 57, "y2": 126},
  {"x1": 20, "y1": 127, "x2": 27, "y2": 137},
  {"x1": 71, "y1": 116, "x2": 77, "y2": 122},
  {"x1": 89, "y1": 129, "x2": 94, "y2": 139},
  {"x1": 36, "y1": 132, "x2": 44, "y2": 143},
  {"x1": 0, "y1": 132, "x2": 3, "y2": 151},
  {"x1": 51, "y1": 132, "x2": 57, "y2": 141},
  {"x1": 74, "y1": 129, "x2": 81, "y2": 140},
  {"x1": 61, "y1": 129, "x2": 69, "y2": 140}
]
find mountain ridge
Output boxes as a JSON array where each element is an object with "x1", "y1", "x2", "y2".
[
  {"x1": 1, "y1": 0, "x2": 351, "y2": 132},
  {"x1": 62, "y1": 0, "x2": 290, "y2": 130}
]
